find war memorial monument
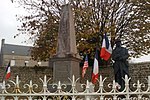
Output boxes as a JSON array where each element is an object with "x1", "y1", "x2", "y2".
[{"x1": 49, "y1": 4, "x2": 81, "y2": 83}]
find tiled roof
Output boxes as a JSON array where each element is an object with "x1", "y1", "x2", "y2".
[{"x1": 2, "y1": 44, "x2": 32, "y2": 56}]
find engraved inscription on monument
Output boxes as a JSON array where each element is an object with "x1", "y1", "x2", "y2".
[{"x1": 56, "y1": 4, "x2": 78, "y2": 58}]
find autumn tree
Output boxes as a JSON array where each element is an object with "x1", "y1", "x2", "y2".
[
  {"x1": 13, "y1": 0, "x2": 150, "y2": 61},
  {"x1": 125, "y1": 0, "x2": 150, "y2": 57}
]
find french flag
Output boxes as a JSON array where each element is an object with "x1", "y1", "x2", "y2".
[
  {"x1": 92, "y1": 49, "x2": 99, "y2": 84},
  {"x1": 100, "y1": 33, "x2": 112, "y2": 61},
  {"x1": 5, "y1": 62, "x2": 11, "y2": 80}
]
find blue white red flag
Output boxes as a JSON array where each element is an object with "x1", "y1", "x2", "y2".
[
  {"x1": 5, "y1": 62, "x2": 11, "y2": 80},
  {"x1": 100, "y1": 33, "x2": 112, "y2": 61},
  {"x1": 82, "y1": 54, "x2": 88, "y2": 78},
  {"x1": 92, "y1": 50, "x2": 99, "y2": 84}
]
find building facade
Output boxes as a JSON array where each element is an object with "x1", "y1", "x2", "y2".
[{"x1": 0, "y1": 39, "x2": 48, "y2": 67}]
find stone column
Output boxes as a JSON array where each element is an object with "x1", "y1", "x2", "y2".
[{"x1": 56, "y1": 4, "x2": 78, "y2": 58}]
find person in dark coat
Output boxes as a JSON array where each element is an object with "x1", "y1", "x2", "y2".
[{"x1": 112, "y1": 39, "x2": 129, "y2": 91}]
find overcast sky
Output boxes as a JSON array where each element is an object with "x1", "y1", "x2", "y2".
[
  {"x1": 0, "y1": 0, "x2": 32, "y2": 47},
  {"x1": 0, "y1": 0, "x2": 150, "y2": 63}
]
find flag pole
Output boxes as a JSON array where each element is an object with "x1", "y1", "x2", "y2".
[{"x1": 2, "y1": 66, "x2": 7, "y2": 82}]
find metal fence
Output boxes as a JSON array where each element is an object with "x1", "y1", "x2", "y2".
[{"x1": 0, "y1": 75, "x2": 150, "y2": 100}]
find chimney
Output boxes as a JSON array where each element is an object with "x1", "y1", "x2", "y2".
[
  {"x1": 0, "y1": 39, "x2": 5, "y2": 67},
  {"x1": 1, "y1": 39, "x2": 5, "y2": 46}
]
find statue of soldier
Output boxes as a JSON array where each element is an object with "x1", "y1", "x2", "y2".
[{"x1": 112, "y1": 39, "x2": 129, "y2": 91}]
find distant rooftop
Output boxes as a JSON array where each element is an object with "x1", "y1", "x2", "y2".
[
  {"x1": 2, "y1": 43, "x2": 32, "y2": 56},
  {"x1": 1, "y1": 39, "x2": 32, "y2": 56}
]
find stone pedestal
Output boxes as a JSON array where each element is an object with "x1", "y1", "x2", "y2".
[{"x1": 50, "y1": 56, "x2": 81, "y2": 83}]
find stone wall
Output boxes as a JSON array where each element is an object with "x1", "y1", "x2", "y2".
[
  {"x1": 129, "y1": 62, "x2": 150, "y2": 87},
  {"x1": 0, "y1": 62, "x2": 149, "y2": 88},
  {"x1": 0, "y1": 66, "x2": 53, "y2": 88},
  {"x1": 80, "y1": 62, "x2": 150, "y2": 90}
]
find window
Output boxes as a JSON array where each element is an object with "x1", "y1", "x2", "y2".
[
  {"x1": 24, "y1": 61, "x2": 29, "y2": 66},
  {"x1": 11, "y1": 60, "x2": 15, "y2": 66}
]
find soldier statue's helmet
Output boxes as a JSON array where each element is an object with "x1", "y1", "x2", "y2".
[{"x1": 115, "y1": 38, "x2": 121, "y2": 44}]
